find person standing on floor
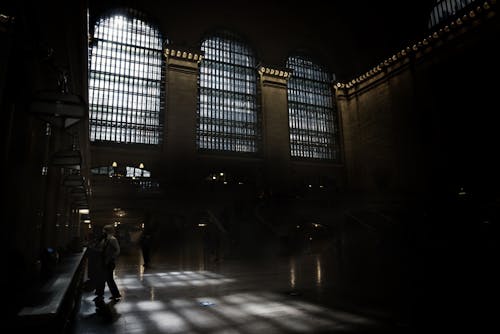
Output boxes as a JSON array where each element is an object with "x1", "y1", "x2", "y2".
[
  {"x1": 94, "y1": 224, "x2": 121, "y2": 306},
  {"x1": 140, "y1": 231, "x2": 152, "y2": 268}
]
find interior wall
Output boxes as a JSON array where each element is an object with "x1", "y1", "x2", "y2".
[{"x1": 335, "y1": 12, "x2": 499, "y2": 329}]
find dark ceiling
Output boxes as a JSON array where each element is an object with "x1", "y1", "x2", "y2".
[{"x1": 90, "y1": 0, "x2": 437, "y2": 81}]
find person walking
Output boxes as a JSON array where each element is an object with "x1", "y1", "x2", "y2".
[{"x1": 94, "y1": 224, "x2": 121, "y2": 307}]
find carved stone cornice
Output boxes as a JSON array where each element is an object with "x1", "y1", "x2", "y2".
[
  {"x1": 258, "y1": 66, "x2": 292, "y2": 87},
  {"x1": 335, "y1": 0, "x2": 497, "y2": 94},
  {"x1": 164, "y1": 47, "x2": 203, "y2": 62},
  {"x1": 164, "y1": 47, "x2": 203, "y2": 73}
]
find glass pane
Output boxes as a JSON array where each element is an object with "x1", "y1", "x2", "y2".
[
  {"x1": 197, "y1": 32, "x2": 259, "y2": 153},
  {"x1": 286, "y1": 56, "x2": 338, "y2": 161},
  {"x1": 89, "y1": 13, "x2": 164, "y2": 145}
]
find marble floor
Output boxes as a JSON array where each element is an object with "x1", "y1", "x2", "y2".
[{"x1": 70, "y1": 240, "x2": 409, "y2": 334}]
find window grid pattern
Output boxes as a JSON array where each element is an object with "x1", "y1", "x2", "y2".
[
  {"x1": 287, "y1": 56, "x2": 338, "y2": 160},
  {"x1": 91, "y1": 166, "x2": 151, "y2": 178},
  {"x1": 428, "y1": 0, "x2": 475, "y2": 28},
  {"x1": 198, "y1": 33, "x2": 259, "y2": 153},
  {"x1": 89, "y1": 14, "x2": 164, "y2": 145}
]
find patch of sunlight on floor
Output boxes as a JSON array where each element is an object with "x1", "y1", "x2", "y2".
[
  {"x1": 136, "y1": 300, "x2": 165, "y2": 311},
  {"x1": 149, "y1": 310, "x2": 190, "y2": 332}
]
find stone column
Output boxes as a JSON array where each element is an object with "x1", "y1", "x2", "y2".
[
  {"x1": 164, "y1": 48, "x2": 202, "y2": 185},
  {"x1": 258, "y1": 66, "x2": 292, "y2": 194}
]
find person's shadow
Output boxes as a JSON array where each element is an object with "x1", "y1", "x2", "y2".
[{"x1": 96, "y1": 299, "x2": 121, "y2": 323}]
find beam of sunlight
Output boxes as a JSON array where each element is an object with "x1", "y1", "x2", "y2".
[
  {"x1": 237, "y1": 320, "x2": 281, "y2": 333},
  {"x1": 272, "y1": 315, "x2": 313, "y2": 332},
  {"x1": 213, "y1": 304, "x2": 254, "y2": 323},
  {"x1": 137, "y1": 300, "x2": 165, "y2": 311},
  {"x1": 114, "y1": 301, "x2": 134, "y2": 313},
  {"x1": 82, "y1": 269, "x2": 380, "y2": 334},
  {"x1": 329, "y1": 310, "x2": 376, "y2": 325},
  {"x1": 149, "y1": 310, "x2": 190, "y2": 332},
  {"x1": 289, "y1": 300, "x2": 327, "y2": 313},
  {"x1": 178, "y1": 308, "x2": 226, "y2": 329},
  {"x1": 171, "y1": 298, "x2": 196, "y2": 308},
  {"x1": 240, "y1": 301, "x2": 303, "y2": 318},
  {"x1": 117, "y1": 277, "x2": 143, "y2": 289},
  {"x1": 121, "y1": 313, "x2": 146, "y2": 332},
  {"x1": 222, "y1": 294, "x2": 252, "y2": 304}
]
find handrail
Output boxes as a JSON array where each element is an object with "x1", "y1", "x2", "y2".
[{"x1": 17, "y1": 249, "x2": 87, "y2": 329}]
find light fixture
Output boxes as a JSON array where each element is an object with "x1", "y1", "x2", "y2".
[
  {"x1": 112, "y1": 161, "x2": 117, "y2": 167},
  {"x1": 79, "y1": 209, "x2": 89, "y2": 214},
  {"x1": 139, "y1": 162, "x2": 144, "y2": 169}
]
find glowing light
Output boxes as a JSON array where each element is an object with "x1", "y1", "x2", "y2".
[
  {"x1": 290, "y1": 258, "x2": 296, "y2": 289},
  {"x1": 79, "y1": 209, "x2": 89, "y2": 214},
  {"x1": 316, "y1": 255, "x2": 322, "y2": 286},
  {"x1": 112, "y1": 161, "x2": 117, "y2": 167}
]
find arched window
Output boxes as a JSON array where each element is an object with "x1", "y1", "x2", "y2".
[
  {"x1": 428, "y1": 0, "x2": 475, "y2": 28},
  {"x1": 287, "y1": 56, "x2": 338, "y2": 160},
  {"x1": 88, "y1": 10, "x2": 164, "y2": 145},
  {"x1": 198, "y1": 31, "x2": 260, "y2": 153}
]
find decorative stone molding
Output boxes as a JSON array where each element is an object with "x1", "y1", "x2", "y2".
[
  {"x1": 164, "y1": 47, "x2": 203, "y2": 72},
  {"x1": 258, "y1": 66, "x2": 292, "y2": 86},
  {"x1": 164, "y1": 48, "x2": 203, "y2": 63},
  {"x1": 258, "y1": 66, "x2": 291, "y2": 78},
  {"x1": 335, "y1": 0, "x2": 497, "y2": 92}
]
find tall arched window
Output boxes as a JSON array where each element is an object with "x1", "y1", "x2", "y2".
[
  {"x1": 88, "y1": 10, "x2": 164, "y2": 145},
  {"x1": 198, "y1": 31, "x2": 260, "y2": 153},
  {"x1": 287, "y1": 56, "x2": 338, "y2": 160}
]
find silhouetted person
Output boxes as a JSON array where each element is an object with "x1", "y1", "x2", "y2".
[
  {"x1": 94, "y1": 225, "x2": 121, "y2": 308},
  {"x1": 203, "y1": 223, "x2": 221, "y2": 264},
  {"x1": 140, "y1": 231, "x2": 152, "y2": 268},
  {"x1": 85, "y1": 231, "x2": 104, "y2": 292}
]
